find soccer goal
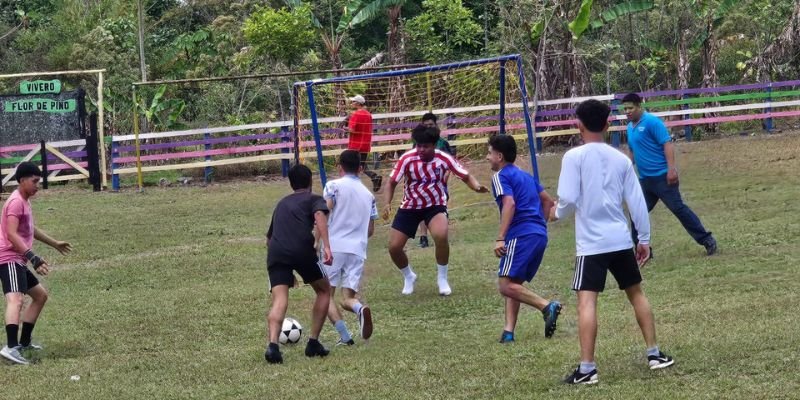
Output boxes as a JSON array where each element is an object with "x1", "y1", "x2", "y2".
[{"x1": 291, "y1": 54, "x2": 540, "y2": 186}]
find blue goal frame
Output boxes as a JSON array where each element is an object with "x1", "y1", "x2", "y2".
[{"x1": 293, "y1": 54, "x2": 539, "y2": 187}]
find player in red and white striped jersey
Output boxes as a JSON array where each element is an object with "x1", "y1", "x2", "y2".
[{"x1": 381, "y1": 125, "x2": 488, "y2": 296}]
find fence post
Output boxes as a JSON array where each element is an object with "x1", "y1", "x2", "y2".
[
  {"x1": 204, "y1": 131, "x2": 213, "y2": 184},
  {"x1": 534, "y1": 105, "x2": 543, "y2": 153},
  {"x1": 765, "y1": 82, "x2": 773, "y2": 132},
  {"x1": 610, "y1": 98, "x2": 621, "y2": 148},
  {"x1": 39, "y1": 140, "x2": 48, "y2": 190},
  {"x1": 111, "y1": 139, "x2": 120, "y2": 191},
  {"x1": 499, "y1": 60, "x2": 507, "y2": 135},
  {"x1": 682, "y1": 93, "x2": 693, "y2": 142},
  {"x1": 446, "y1": 113, "x2": 457, "y2": 157},
  {"x1": 281, "y1": 126, "x2": 290, "y2": 177}
]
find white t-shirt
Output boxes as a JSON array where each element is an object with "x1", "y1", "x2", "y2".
[
  {"x1": 323, "y1": 175, "x2": 379, "y2": 259},
  {"x1": 554, "y1": 142, "x2": 650, "y2": 256}
]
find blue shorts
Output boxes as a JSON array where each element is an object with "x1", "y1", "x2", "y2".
[{"x1": 498, "y1": 234, "x2": 547, "y2": 282}]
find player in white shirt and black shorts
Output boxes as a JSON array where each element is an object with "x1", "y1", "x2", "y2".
[
  {"x1": 322, "y1": 150, "x2": 378, "y2": 345},
  {"x1": 382, "y1": 125, "x2": 489, "y2": 296},
  {"x1": 550, "y1": 99, "x2": 675, "y2": 385}
]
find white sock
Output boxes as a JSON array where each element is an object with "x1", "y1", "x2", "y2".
[
  {"x1": 401, "y1": 266, "x2": 416, "y2": 295},
  {"x1": 437, "y1": 264, "x2": 448, "y2": 280},
  {"x1": 352, "y1": 301, "x2": 363, "y2": 315},
  {"x1": 400, "y1": 266, "x2": 415, "y2": 279}
]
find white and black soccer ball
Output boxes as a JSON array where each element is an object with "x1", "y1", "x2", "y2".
[{"x1": 279, "y1": 317, "x2": 303, "y2": 345}]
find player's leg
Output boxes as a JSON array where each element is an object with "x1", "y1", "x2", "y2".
[
  {"x1": 1, "y1": 263, "x2": 30, "y2": 364},
  {"x1": 339, "y1": 254, "x2": 372, "y2": 340},
  {"x1": 360, "y1": 152, "x2": 381, "y2": 192},
  {"x1": 325, "y1": 254, "x2": 353, "y2": 345},
  {"x1": 306, "y1": 276, "x2": 332, "y2": 357},
  {"x1": 417, "y1": 222, "x2": 429, "y2": 248},
  {"x1": 265, "y1": 264, "x2": 294, "y2": 363},
  {"x1": 426, "y1": 209, "x2": 451, "y2": 295},
  {"x1": 390, "y1": 209, "x2": 421, "y2": 294},
  {"x1": 652, "y1": 177, "x2": 716, "y2": 254},
  {"x1": 500, "y1": 297, "x2": 520, "y2": 343},
  {"x1": 564, "y1": 255, "x2": 607, "y2": 384},
  {"x1": 609, "y1": 249, "x2": 674, "y2": 369},
  {"x1": 631, "y1": 179, "x2": 660, "y2": 246},
  {"x1": 20, "y1": 277, "x2": 46, "y2": 349}
]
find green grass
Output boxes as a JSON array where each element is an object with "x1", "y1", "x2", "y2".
[{"x1": 3, "y1": 133, "x2": 800, "y2": 399}]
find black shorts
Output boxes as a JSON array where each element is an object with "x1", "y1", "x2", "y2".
[
  {"x1": 268, "y1": 260, "x2": 326, "y2": 289},
  {"x1": 391, "y1": 206, "x2": 448, "y2": 238},
  {"x1": 1, "y1": 262, "x2": 39, "y2": 294},
  {"x1": 571, "y1": 249, "x2": 642, "y2": 292}
]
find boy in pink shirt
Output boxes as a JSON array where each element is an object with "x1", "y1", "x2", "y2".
[{"x1": 0, "y1": 162, "x2": 72, "y2": 365}]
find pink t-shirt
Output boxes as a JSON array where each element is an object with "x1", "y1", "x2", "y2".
[{"x1": 0, "y1": 190, "x2": 34, "y2": 264}]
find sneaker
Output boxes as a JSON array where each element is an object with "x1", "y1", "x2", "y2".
[
  {"x1": 499, "y1": 331, "x2": 514, "y2": 344},
  {"x1": 1, "y1": 346, "x2": 30, "y2": 365},
  {"x1": 359, "y1": 306, "x2": 373, "y2": 340},
  {"x1": 19, "y1": 343, "x2": 43, "y2": 351},
  {"x1": 564, "y1": 367, "x2": 599, "y2": 385},
  {"x1": 336, "y1": 339, "x2": 355, "y2": 346},
  {"x1": 543, "y1": 301, "x2": 562, "y2": 338},
  {"x1": 704, "y1": 238, "x2": 718, "y2": 256},
  {"x1": 265, "y1": 343, "x2": 283, "y2": 364},
  {"x1": 402, "y1": 272, "x2": 417, "y2": 295},
  {"x1": 372, "y1": 176, "x2": 383, "y2": 192},
  {"x1": 418, "y1": 236, "x2": 429, "y2": 248},
  {"x1": 648, "y1": 351, "x2": 675, "y2": 370},
  {"x1": 305, "y1": 339, "x2": 330, "y2": 358},
  {"x1": 437, "y1": 279, "x2": 452, "y2": 296}
]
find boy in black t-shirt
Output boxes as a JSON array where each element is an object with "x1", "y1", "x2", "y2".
[{"x1": 265, "y1": 165, "x2": 333, "y2": 364}]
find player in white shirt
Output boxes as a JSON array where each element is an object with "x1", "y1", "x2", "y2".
[
  {"x1": 322, "y1": 150, "x2": 378, "y2": 344},
  {"x1": 550, "y1": 99, "x2": 674, "y2": 385}
]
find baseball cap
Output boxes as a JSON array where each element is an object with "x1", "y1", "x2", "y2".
[{"x1": 348, "y1": 95, "x2": 366, "y2": 104}]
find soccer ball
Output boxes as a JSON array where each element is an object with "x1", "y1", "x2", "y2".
[{"x1": 279, "y1": 318, "x2": 303, "y2": 345}]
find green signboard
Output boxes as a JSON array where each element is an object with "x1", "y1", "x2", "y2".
[
  {"x1": 19, "y1": 79, "x2": 62, "y2": 94},
  {"x1": 3, "y1": 98, "x2": 76, "y2": 113}
]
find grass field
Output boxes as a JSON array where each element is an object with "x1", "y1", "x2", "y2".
[{"x1": 3, "y1": 133, "x2": 800, "y2": 399}]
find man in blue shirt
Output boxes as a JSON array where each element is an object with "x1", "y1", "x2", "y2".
[
  {"x1": 486, "y1": 134, "x2": 562, "y2": 343},
  {"x1": 622, "y1": 93, "x2": 717, "y2": 256}
]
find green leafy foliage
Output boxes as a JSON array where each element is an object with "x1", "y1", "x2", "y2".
[{"x1": 243, "y1": 5, "x2": 317, "y2": 64}]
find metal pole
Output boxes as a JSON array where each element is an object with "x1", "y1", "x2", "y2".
[
  {"x1": 499, "y1": 61, "x2": 507, "y2": 135},
  {"x1": 292, "y1": 85, "x2": 301, "y2": 165},
  {"x1": 516, "y1": 57, "x2": 540, "y2": 182},
  {"x1": 39, "y1": 140, "x2": 48, "y2": 190},
  {"x1": 306, "y1": 83, "x2": 328, "y2": 186}
]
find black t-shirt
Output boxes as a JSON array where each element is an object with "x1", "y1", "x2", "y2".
[{"x1": 267, "y1": 191, "x2": 328, "y2": 266}]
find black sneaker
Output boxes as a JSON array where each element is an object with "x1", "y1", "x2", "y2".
[
  {"x1": 372, "y1": 176, "x2": 383, "y2": 192},
  {"x1": 265, "y1": 343, "x2": 283, "y2": 364},
  {"x1": 563, "y1": 367, "x2": 598, "y2": 385},
  {"x1": 305, "y1": 338, "x2": 330, "y2": 358},
  {"x1": 336, "y1": 339, "x2": 355, "y2": 346},
  {"x1": 542, "y1": 301, "x2": 562, "y2": 338},
  {"x1": 418, "y1": 236, "x2": 429, "y2": 248},
  {"x1": 704, "y1": 238, "x2": 717, "y2": 256},
  {"x1": 499, "y1": 331, "x2": 514, "y2": 344},
  {"x1": 648, "y1": 351, "x2": 675, "y2": 370}
]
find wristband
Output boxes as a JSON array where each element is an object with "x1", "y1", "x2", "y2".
[
  {"x1": 495, "y1": 239, "x2": 505, "y2": 242},
  {"x1": 24, "y1": 250, "x2": 44, "y2": 268}
]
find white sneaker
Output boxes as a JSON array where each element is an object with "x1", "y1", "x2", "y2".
[
  {"x1": 20, "y1": 343, "x2": 43, "y2": 351},
  {"x1": 437, "y1": 279, "x2": 452, "y2": 296},
  {"x1": 402, "y1": 273, "x2": 417, "y2": 295},
  {"x1": 1, "y1": 345, "x2": 30, "y2": 365}
]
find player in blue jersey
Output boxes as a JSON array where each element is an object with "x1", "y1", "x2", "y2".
[{"x1": 486, "y1": 135, "x2": 562, "y2": 343}]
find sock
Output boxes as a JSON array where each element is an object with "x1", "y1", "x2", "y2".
[
  {"x1": 400, "y1": 266, "x2": 415, "y2": 279},
  {"x1": 5, "y1": 324, "x2": 19, "y2": 348},
  {"x1": 352, "y1": 302, "x2": 363, "y2": 315},
  {"x1": 19, "y1": 322, "x2": 35, "y2": 347},
  {"x1": 579, "y1": 361, "x2": 597, "y2": 374},
  {"x1": 334, "y1": 320, "x2": 352, "y2": 342},
  {"x1": 437, "y1": 264, "x2": 448, "y2": 280},
  {"x1": 646, "y1": 346, "x2": 660, "y2": 357}
]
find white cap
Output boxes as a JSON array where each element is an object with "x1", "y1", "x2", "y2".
[{"x1": 348, "y1": 95, "x2": 366, "y2": 104}]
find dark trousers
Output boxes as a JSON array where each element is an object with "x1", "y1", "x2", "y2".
[
  {"x1": 631, "y1": 174, "x2": 713, "y2": 246},
  {"x1": 359, "y1": 152, "x2": 379, "y2": 181}
]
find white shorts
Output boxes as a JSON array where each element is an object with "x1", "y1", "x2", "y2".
[{"x1": 325, "y1": 252, "x2": 365, "y2": 291}]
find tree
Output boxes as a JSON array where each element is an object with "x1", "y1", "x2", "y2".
[
  {"x1": 243, "y1": 5, "x2": 317, "y2": 65},
  {"x1": 405, "y1": 0, "x2": 484, "y2": 64}
]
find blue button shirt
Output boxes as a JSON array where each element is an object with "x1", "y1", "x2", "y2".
[
  {"x1": 627, "y1": 112, "x2": 671, "y2": 177},
  {"x1": 491, "y1": 164, "x2": 547, "y2": 239}
]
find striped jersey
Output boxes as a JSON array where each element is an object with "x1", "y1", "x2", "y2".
[{"x1": 390, "y1": 149, "x2": 469, "y2": 209}]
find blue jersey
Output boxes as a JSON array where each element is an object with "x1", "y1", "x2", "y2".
[
  {"x1": 491, "y1": 164, "x2": 547, "y2": 239},
  {"x1": 626, "y1": 112, "x2": 672, "y2": 177}
]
